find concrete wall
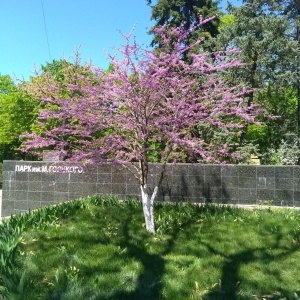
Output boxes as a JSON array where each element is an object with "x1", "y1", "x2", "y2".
[{"x1": 2, "y1": 160, "x2": 300, "y2": 217}]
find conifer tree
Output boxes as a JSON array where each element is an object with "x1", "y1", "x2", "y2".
[
  {"x1": 277, "y1": 0, "x2": 300, "y2": 154},
  {"x1": 147, "y1": 0, "x2": 221, "y2": 50},
  {"x1": 214, "y1": 0, "x2": 298, "y2": 157}
]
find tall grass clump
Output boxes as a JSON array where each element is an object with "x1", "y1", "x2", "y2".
[{"x1": 0, "y1": 196, "x2": 90, "y2": 298}]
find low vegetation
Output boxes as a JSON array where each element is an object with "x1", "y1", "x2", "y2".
[{"x1": 1, "y1": 196, "x2": 300, "y2": 299}]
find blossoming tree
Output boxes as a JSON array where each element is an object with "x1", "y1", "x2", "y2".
[{"x1": 23, "y1": 18, "x2": 261, "y2": 233}]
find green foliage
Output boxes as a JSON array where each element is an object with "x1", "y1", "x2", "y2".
[
  {"x1": 0, "y1": 75, "x2": 38, "y2": 161},
  {"x1": 0, "y1": 76, "x2": 37, "y2": 144},
  {"x1": 277, "y1": 135, "x2": 300, "y2": 165},
  {"x1": 246, "y1": 86, "x2": 298, "y2": 162},
  {"x1": 218, "y1": 14, "x2": 235, "y2": 32},
  {"x1": 213, "y1": 1, "x2": 299, "y2": 159},
  {"x1": 196, "y1": 121, "x2": 259, "y2": 163},
  {"x1": 1, "y1": 196, "x2": 300, "y2": 298}
]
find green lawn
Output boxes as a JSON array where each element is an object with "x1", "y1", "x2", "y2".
[{"x1": 1, "y1": 196, "x2": 300, "y2": 299}]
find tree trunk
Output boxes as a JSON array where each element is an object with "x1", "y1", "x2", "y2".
[
  {"x1": 239, "y1": 51, "x2": 257, "y2": 147},
  {"x1": 296, "y1": 2, "x2": 300, "y2": 164},
  {"x1": 140, "y1": 185, "x2": 158, "y2": 234}
]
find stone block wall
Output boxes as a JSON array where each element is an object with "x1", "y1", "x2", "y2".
[{"x1": 2, "y1": 160, "x2": 300, "y2": 217}]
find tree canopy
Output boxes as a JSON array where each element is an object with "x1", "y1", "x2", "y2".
[
  {"x1": 0, "y1": 75, "x2": 38, "y2": 161},
  {"x1": 22, "y1": 19, "x2": 262, "y2": 232},
  {"x1": 212, "y1": 0, "x2": 299, "y2": 160}
]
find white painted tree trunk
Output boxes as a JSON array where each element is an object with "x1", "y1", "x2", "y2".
[{"x1": 140, "y1": 185, "x2": 158, "y2": 234}]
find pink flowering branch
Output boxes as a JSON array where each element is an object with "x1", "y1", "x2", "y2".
[{"x1": 22, "y1": 17, "x2": 265, "y2": 233}]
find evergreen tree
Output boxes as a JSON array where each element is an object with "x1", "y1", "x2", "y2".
[
  {"x1": 146, "y1": 0, "x2": 221, "y2": 50},
  {"x1": 214, "y1": 0, "x2": 298, "y2": 159},
  {"x1": 276, "y1": 0, "x2": 300, "y2": 153}
]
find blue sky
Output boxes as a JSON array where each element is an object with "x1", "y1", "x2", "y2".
[{"x1": 0, "y1": 0, "x2": 240, "y2": 81}]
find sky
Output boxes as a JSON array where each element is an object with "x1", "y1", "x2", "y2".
[{"x1": 0, "y1": 0, "x2": 240, "y2": 81}]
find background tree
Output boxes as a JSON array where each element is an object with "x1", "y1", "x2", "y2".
[
  {"x1": 213, "y1": 0, "x2": 298, "y2": 162},
  {"x1": 275, "y1": 0, "x2": 300, "y2": 162},
  {"x1": 147, "y1": 0, "x2": 221, "y2": 52},
  {"x1": 22, "y1": 20, "x2": 262, "y2": 233},
  {"x1": 246, "y1": 86, "x2": 298, "y2": 163},
  {"x1": 20, "y1": 57, "x2": 99, "y2": 158},
  {"x1": 23, "y1": 56, "x2": 95, "y2": 105},
  {"x1": 0, "y1": 75, "x2": 38, "y2": 161}
]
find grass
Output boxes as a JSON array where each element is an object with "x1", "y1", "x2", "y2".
[{"x1": 1, "y1": 196, "x2": 300, "y2": 299}]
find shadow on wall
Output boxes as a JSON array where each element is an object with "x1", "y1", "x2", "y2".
[{"x1": 158, "y1": 164, "x2": 228, "y2": 204}]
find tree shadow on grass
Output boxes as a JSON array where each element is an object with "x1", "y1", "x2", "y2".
[
  {"x1": 202, "y1": 246, "x2": 256, "y2": 300},
  {"x1": 29, "y1": 203, "x2": 182, "y2": 300},
  {"x1": 104, "y1": 219, "x2": 163, "y2": 299},
  {"x1": 201, "y1": 229, "x2": 300, "y2": 300},
  {"x1": 104, "y1": 209, "x2": 181, "y2": 300}
]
